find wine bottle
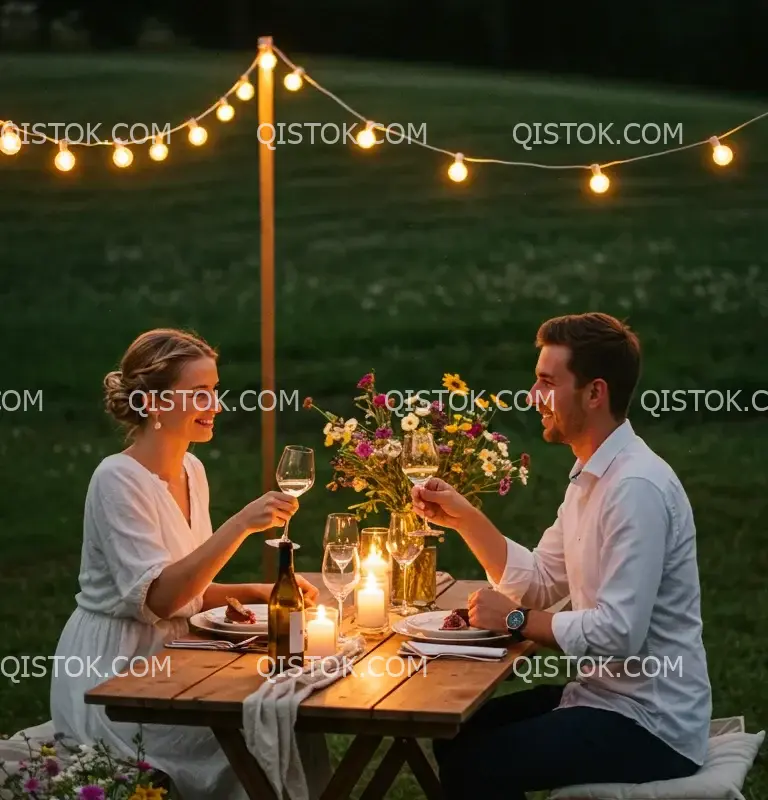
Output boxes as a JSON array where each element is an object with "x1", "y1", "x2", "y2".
[{"x1": 267, "y1": 540, "x2": 305, "y2": 674}]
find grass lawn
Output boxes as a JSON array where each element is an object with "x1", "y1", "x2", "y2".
[{"x1": 1, "y1": 49, "x2": 767, "y2": 797}]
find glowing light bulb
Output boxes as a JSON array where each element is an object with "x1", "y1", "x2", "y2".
[
  {"x1": 259, "y1": 50, "x2": 277, "y2": 71},
  {"x1": 216, "y1": 99, "x2": 235, "y2": 122},
  {"x1": 356, "y1": 123, "x2": 377, "y2": 149},
  {"x1": 284, "y1": 68, "x2": 304, "y2": 91},
  {"x1": 55, "y1": 141, "x2": 75, "y2": 172},
  {"x1": 0, "y1": 123, "x2": 21, "y2": 155},
  {"x1": 589, "y1": 164, "x2": 609, "y2": 194},
  {"x1": 149, "y1": 136, "x2": 168, "y2": 162},
  {"x1": 709, "y1": 136, "x2": 733, "y2": 166},
  {"x1": 448, "y1": 153, "x2": 468, "y2": 182},
  {"x1": 188, "y1": 121, "x2": 208, "y2": 146},
  {"x1": 235, "y1": 78, "x2": 254, "y2": 101},
  {"x1": 112, "y1": 144, "x2": 133, "y2": 168}
]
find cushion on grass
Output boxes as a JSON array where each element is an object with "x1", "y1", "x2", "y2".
[{"x1": 549, "y1": 717, "x2": 764, "y2": 800}]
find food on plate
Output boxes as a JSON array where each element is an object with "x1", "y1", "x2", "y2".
[
  {"x1": 224, "y1": 597, "x2": 257, "y2": 624},
  {"x1": 440, "y1": 608, "x2": 470, "y2": 630}
]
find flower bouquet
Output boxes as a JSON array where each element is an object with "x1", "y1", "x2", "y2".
[
  {"x1": 303, "y1": 370, "x2": 529, "y2": 609},
  {"x1": 0, "y1": 730, "x2": 167, "y2": 800}
]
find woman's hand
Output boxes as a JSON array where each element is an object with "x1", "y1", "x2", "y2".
[
  {"x1": 236, "y1": 491, "x2": 299, "y2": 534},
  {"x1": 295, "y1": 574, "x2": 320, "y2": 607},
  {"x1": 411, "y1": 477, "x2": 479, "y2": 532}
]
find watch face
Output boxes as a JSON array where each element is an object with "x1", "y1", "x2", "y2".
[{"x1": 506, "y1": 609, "x2": 525, "y2": 630}]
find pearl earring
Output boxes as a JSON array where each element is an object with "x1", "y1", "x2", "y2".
[{"x1": 154, "y1": 419, "x2": 161, "y2": 430}]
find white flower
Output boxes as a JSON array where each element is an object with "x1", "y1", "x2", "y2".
[
  {"x1": 401, "y1": 413, "x2": 419, "y2": 431},
  {"x1": 519, "y1": 466, "x2": 529, "y2": 485},
  {"x1": 344, "y1": 418, "x2": 358, "y2": 431},
  {"x1": 483, "y1": 431, "x2": 494, "y2": 441},
  {"x1": 323, "y1": 422, "x2": 333, "y2": 435},
  {"x1": 482, "y1": 461, "x2": 496, "y2": 475},
  {"x1": 383, "y1": 440, "x2": 402, "y2": 458},
  {"x1": 414, "y1": 405, "x2": 431, "y2": 417},
  {"x1": 497, "y1": 442, "x2": 508, "y2": 458},
  {"x1": 478, "y1": 448, "x2": 496, "y2": 461}
]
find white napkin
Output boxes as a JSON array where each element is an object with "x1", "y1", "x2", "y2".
[
  {"x1": 242, "y1": 635, "x2": 366, "y2": 800},
  {"x1": 402, "y1": 640, "x2": 507, "y2": 659}
]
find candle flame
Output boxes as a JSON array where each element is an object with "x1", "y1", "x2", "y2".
[
  {"x1": 365, "y1": 571, "x2": 378, "y2": 590},
  {"x1": 317, "y1": 604, "x2": 326, "y2": 619}
]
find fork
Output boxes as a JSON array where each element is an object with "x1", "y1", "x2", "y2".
[
  {"x1": 397, "y1": 648, "x2": 502, "y2": 662},
  {"x1": 168, "y1": 634, "x2": 265, "y2": 651}
]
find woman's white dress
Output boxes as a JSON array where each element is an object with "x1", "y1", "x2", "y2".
[{"x1": 50, "y1": 451, "x2": 250, "y2": 800}]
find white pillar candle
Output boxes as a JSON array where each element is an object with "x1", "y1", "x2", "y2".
[
  {"x1": 357, "y1": 572, "x2": 386, "y2": 629},
  {"x1": 306, "y1": 604, "x2": 336, "y2": 658},
  {"x1": 362, "y1": 544, "x2": 390, "y2": 605}
]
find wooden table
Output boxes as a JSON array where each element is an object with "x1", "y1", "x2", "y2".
[{"x1": 85, "y1": 575, "x2": 544, "y2": 800}]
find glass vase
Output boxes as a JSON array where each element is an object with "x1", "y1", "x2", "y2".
[{"x1": 389, "y1": 511, "x2": 438, "y2": 611}]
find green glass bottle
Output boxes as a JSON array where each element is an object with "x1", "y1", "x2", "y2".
[{"x1": 267, "y1": 541, "x2": 305, "y2": 674}]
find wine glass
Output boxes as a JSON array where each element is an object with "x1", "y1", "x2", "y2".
[
  {"x1": 266, "y1": 446, "x2": 315, "y2": 548},
  {"x1": 401, "y1": 429, "x2": 440, "y2": 535},
  {"x1": 387, "y1": 512, "x2": 424, "y2": 616},
  {"x1": 322, "y1": 545, "x2": 360, "y2": 642},
  {"x1": 323, "y1": 513, "x2": 359, "y2": 550}
]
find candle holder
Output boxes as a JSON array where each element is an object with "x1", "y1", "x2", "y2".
[
  {"x1": 360, "y1": 527, "x2": 392, "y2": 608},
  {"x1": 305, "y1": 604, "x2": 339, "y2": 659},
  {"x1": 354, "y1": 571, "x2": 389, "y2": 635}
]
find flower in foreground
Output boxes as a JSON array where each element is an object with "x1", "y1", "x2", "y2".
[
  {"x1": 442, "y1": 373, "x2": 468, "y2": 395},
  {"x1": 401, "y1": 412, "x2": 419, "y2": 431},
  {"x1": 79, "y1": 785, "x2": 105, "y2": 800},
  {"x1": 23, "y1": 778, "x2": 41, "y2": 793}
]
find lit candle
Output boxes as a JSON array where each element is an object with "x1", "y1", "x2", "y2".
[
  {"x1": 362, "y1": 543, "x2": 390, "y2": 603},
  {"x1": 356, "y1": 572, "x2": 386, "y2": 629},
  {"x1": 306, "y1": 605, "x2": 336, "y2": 658}
]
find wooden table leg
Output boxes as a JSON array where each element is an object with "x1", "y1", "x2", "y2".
[
  {"x1": 320, "y1": 735, "x2": 383, "y2": 800},
  {"x1": 401, "y1": 738, "x2": 443, "y2": 800},
  {"x1": 358, "y1": 738, "x2": 409, "y2": 800},
  {"x1": 212, "y1": 727, "x2": 279, "y2": 800}
]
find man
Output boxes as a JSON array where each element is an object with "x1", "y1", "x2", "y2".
[{"x1": 412, "y1": 312, "x2": 711, "y2": 800}]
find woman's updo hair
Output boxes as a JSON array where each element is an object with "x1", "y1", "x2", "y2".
[{"x1": 103, "y1": 328, "x2": 218, "y2": 438}]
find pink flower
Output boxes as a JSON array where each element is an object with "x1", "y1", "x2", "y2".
[
  {"x1": 438, "y1": 444, "x2": 452, "y2": 453},
  {"x1": 467, "y1": 422, "x2": 483, "y2": 438},
  {"x1": 44, "y1": 758, "x2": 60, "y2": 776},
  {"x1": 79, "y1": 786, "x2": 105, "y2": 800},
  {"x1": 431, "y1": 400, "x2": 443, "y2": 412},
  {"x1": 357, "y1": 373, "x2": 373, "y2": 389},
  {"x1": 373, "y1": 394, "x2": 387, "y2": 407},
  {"x1": 520, "y1": 452, "x2": 530, "y2": 468},
  {"x1": 491, "y1": 432, "x2": 508, "y2": 443},
  {"x1": 374, "y1": 426, "x2": 392, "y2": 439},
  {"x1": 23, "y1": 778, "x2": 41, "y2": 793},
  {"x1": 137, "y1": 760, "x2": 152, "y2": 772},
  {"x1": 355, "y1": 440, "x2": 374, "y2": 458},
  {"x1": 499, "y1": 476, "x2": 511, "y2": 496}
]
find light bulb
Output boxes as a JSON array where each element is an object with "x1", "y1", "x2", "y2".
[
  {"x1": 284, "y1": 69, "x2": 304, "y2": 91},
  {"x1": 235, "y1": 78, "x2": 254, "y2": 101},
  {"x1": 259, "y1": 50, "x2": 277, "y2": 71},
  {"x1": 356, "y1": 123, "x2": 377, "y2": 149},
  {"x1": 55, "y1": 142, "x2": 75, "y2": 172},
  {"x1": 448, "y1": 153, "x2": 468, "y2": 182},
  {"x1": 0, "y1": 123, "x2": 21, "y2": 156},
  {"x1": 216, "y1": 99, "x2": 235, "y2": 122},
  {"x1": 188, "y1": 121, "x2": 208, "y2": 146},
  {"x1": 149, "y1": 137, "x2": 168, "y2": 162},
  {"x1": 589, "y1": 164, "x2": 609, "y2": 194},
  {"x1": 112, "y1": 144, "x2": 133, "y2": 168},
  {"x1": 709, "y1": 137, "x2": 733, "y2": 166}
]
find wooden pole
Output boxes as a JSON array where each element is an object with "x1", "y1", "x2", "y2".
[{"x1": 258, "y1": 36, "x2": 277, "y2": 581}]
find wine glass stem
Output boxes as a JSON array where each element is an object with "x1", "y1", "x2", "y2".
[
  {"x1": 338, "y1": 596, "x2": 344, "y2": 637},
  {"x1": 402, "y1": 563, "x2": 408, "y2": 612},
  {"x1": 281, "y1": 516, "x2": 291, "y2": 541}
]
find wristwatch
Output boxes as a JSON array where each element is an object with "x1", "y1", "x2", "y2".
[{"x1": 505, "y1": 608, "x2": 530, "y2": 641}]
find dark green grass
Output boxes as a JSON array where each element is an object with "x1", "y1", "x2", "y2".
[{"x1": 1, "y1": 51, "x2": 767, "y2": 797}]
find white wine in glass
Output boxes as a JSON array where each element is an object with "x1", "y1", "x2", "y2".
[
  {"x1": 322, "y1": 545, "x2": 360, "y2": 642},
  {"x1": 266, "y1": 445, "x2": 315, "y2": 548},
  {"x1": 401, "y1": 430, "x2": 440, "y2": 534}
]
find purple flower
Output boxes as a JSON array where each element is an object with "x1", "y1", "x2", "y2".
[
  {"x1": 431, "y1": 400, "x2": 444, "y2": 412},
  {"x1": 22, "y1": 778, "x2": 41, "y2": 793},
  {"x1": 355, "y1": 440, "x2": 374, "y2": 459},
  {"x1": 374, "y1": 426, "x2": 392, "y2": 440},
  {"x1": 78, "y1": 786, "x2": 105, "y2": 800},
  {"x1": 44, "y1": 758, "x2": 60, "y2": 776},
  {"x1": 357, "y1": 373, "x2": 373, "y2": 389},
  {"x1": 499, "y1": 477, "x2": 512, "y2": 496},
  {"x1": 438, "y1": 444, "x2": 452, "y2": 454},
  {"x1": 372, "y1": 393, "x2": 387, "y2": 407},
  {"x1": 467, "y1": 422, "x2": 483, "y2": 438},
  {"x1": 352, "y1": 430, "x2": 366, "y2": 440},
  {"x1": 136, "y1": 760, "x2": 152, "y2": 772},
  {"x1": 491, "y1": 432, "x2": 508, "y2": 443}
]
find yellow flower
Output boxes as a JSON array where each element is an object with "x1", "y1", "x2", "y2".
[
  {"x1": 144, "y1": 785, "x2": 168, "y2": 800},
  {"x1": 442, "y1": 373, "x2": 469, "y2": 395},
  {"x1": 491, "y1": 393, "x2": 509, "y2": 409},
  {"x1": 451, "y1": 463, "x2": 463, "y2": 473},
  {"x1": 475, "y1": 397, "x2": 489, "y2": 410},
  {"x1": 444, "y1": 424, "x2": 458, "y2": 434},
  {"x1": 324, "y1": 434, "x2": 334, "y2": 447},
  {"x1": 326, "y1": 480, "x2": 338, "y2": 491},
  {"x1": 342, "y1": 430, "x2": 352, "y2": 445},
  {"x1": 40, "y1": 745, "x2": 56, "y2": 757},
  {"x1": 352, "y1": 477, "x2": 367, "y2": 492},
  {"x1": 479, "y1": 448, "x2": 495, "y2": 461},
  {"x1": 458, "y1": 422, "x2": 472, "y2": 431},
  {"x1": 482, "y1": 461, "x2": 496, "y2": 475},
  {"x1": 447, "y1": 440, "x2": 454, "y2": 446}
]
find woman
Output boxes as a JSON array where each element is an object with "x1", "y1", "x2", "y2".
[{"x1": 50, "y1": 328, "x2": 321, "y2": 800}]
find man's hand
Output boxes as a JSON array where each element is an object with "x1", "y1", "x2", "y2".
[
  {"x1": 411, "y1": 477, "x2": 479, "y2": 532},
  {"x1": 468, "y1": 587, "x2": 517, "y2": 633},
  {"x1": 296, "y1": 574, "x2": 320, "y2": 607}
]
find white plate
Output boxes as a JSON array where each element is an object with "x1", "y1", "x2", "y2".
[
  {"x1": 189, "y1": 612, "x2": 267, "y2": 642},
  {"x1": 202, "y1": 604, "x2": 268, "y2": 634},
  {"x1": 404, "y1": 610, "x2": 493, "y2": 639},
  {"x1": 391, "y1": 618, "x2": 513, "y2": 646}
]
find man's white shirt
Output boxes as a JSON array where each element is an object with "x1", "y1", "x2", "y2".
[{"x1": 489, "y1": 419, "x2": 712, "y2": 765}]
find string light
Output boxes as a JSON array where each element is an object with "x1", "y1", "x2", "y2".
[
  {"x1": 149, "y1": 135, "x2": 168, "y2": 162},
  {"x1": 356, "y1": 121, "x2": 377, "y2": 149},
  {"x1": 448, "y1": 153, "x2": 468, "y2": 182},
  {"x1": 284, "y1": 68, "x2": 304, "y2": 92},
  {"x1": 235, "y1": 77, "x2": 255, "y2": 101},
  {"x1": 589, "y1": 164, "x2": 610, "y2": 194},
  {"x1": 216, "y1": 98, "x2": 235, "y2": 122},
  {"x1": 259, "y1": 49, "x2": 277, "y2": 71},
  {"x1": 112, "y1": 143, "x2": 133, "y2": 168},
  {"x1": 1, "y1": 122, "x2": 21, "y2": 155},
  {"x1": 187, "y1": 120, "x2": 208, "y2": 146},
  {"x1": 709, "y1": 136, "x2": 733, "y2": 166},
  {"x1": 54, "y1": 141, "x2": 75, "y2": 172}
]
